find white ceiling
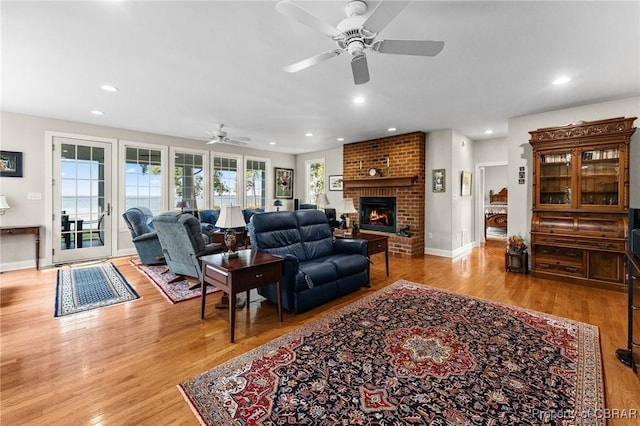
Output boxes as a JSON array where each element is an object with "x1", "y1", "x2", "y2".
[{"x1": 2, "y1": 1, "x2": 639, "y2": 154}]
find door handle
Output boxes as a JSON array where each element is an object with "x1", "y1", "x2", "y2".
[{"x1": 107, "y1": 203, "x2": 111, "y2": 216}]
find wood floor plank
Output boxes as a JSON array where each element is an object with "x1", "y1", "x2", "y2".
[{"x1": 1, "y1": 247, "x2": 638, "y2": 425}]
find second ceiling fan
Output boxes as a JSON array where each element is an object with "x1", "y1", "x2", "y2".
[{"x1": 276, "y1": 0, "x2": 444, "y2": 85}]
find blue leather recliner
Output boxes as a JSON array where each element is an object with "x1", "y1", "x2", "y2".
[
  {"x1": 152, "y1": 212, "x2": 222, "y2": 281},
  {"x1": 122, "y1": 206, "x2": 165, "y2": 265},
  {"x1": 248, "y1": 209, "x2": 370, "y2": 313}
]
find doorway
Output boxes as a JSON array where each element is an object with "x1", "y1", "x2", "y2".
[{"x1": 52, "y1": 136, "x2": 113, "y2": 264}]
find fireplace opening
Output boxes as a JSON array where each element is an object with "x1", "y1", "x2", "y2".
[{"x1": 359, "y1": 196, "x2": 396, "y2": 233}]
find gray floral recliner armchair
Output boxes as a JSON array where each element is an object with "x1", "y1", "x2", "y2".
[{"x1": 122, "y1": 206, "x2": 165, "y2": 265}]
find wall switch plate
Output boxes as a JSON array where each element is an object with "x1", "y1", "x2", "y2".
[
  {"x1": 427, "y1": 232, "x2": 433, "y2": 238},
  {"x1": 27, "y1": 192, "x2": 42, "y2": 200}
]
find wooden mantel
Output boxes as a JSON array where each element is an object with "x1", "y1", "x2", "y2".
[{"x1": 343, "y1": 176, "x2": 418, "y2": 189}]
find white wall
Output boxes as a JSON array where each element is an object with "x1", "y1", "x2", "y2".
[
  {"x1": 425, "y1": 130, "x2": 454, "y2": 254},
  {"x1": 451, "y1": 130, "x2": 475, "y2": 254},
  {"x1": 507, "y1": 96, "x2": 640, "y2": 245},
  {"x1": 0, "y1": 111, "x2": 295, "y2": 270}
]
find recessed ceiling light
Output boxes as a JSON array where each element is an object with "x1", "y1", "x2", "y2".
[
  {"x1": 553, "y1": 76, "x2": 571, "y2": 85},
  {"x1": 387, "y1": 127, "x2": 396, "y2": 132},
  {"x1": 337, "y1": 137, "x2": 344, "y2": 142},
  {"x1": 353, "y1": 96, "x2": 365, "y2": 104},
  {"x1": 484, "y1": 129, "x2": 494, "y2": 135},
  {"x1": 100, "y1": 84, "x2": 119, "y2": 92},
  {"x1": 91, "y1": 110, "x2": 104, "y2": 115},
  {"x1": 305, "y1": 132, "x2": 313, "y2": 137},
  {"x1": 269, "y1": 141, "x2": 276, "y2": 145}
]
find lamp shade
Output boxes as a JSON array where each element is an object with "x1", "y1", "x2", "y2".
[
  {"x1": 215, "y1": 205, "x2": 247, "y2": 229},
  {"x1": 273, "y1": 199, "x2": 283, "y2": 207},
  {"x1": 341, "y1": 198, "x2": 357, "y2": 214},
  {"x1": 176, "y1": 200, "x2": 189, "y2": 209},
  {"x1": 0, "y1": 195, "x2": 10, "y2": 210},
  {"x1": 315, "y1": 193, "x2": 329, "y2": 206}
]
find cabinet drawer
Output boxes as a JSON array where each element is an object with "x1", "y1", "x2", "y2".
[
  {"x1": 368, "y1": 238, "x2": 388, "y2": 256},
  {"x1": 534, "y1": 261, "x2": 584, "y2": 277},
  {"x1": 533, "y1": 234, "x2": 625, "y2": 252},
  {"x1": 535, "y1": 245, "x2": 583, "y2": 265},
  {"x1": 204, "y1": 264, "x2": 229, "y2": 287},
  {"x1": 233, "y1": 263, "x2": 282, "y2": 291}
]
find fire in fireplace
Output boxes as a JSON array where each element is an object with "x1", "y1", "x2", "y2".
[{"x1": 359, "y1": 196, "x2": 396, "y2": 233}]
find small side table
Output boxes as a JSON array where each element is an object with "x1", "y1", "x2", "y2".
[
  {"x1": 0, "y1": 225, "x2": 41, "y2": 269},
  {"x1": 505, "y1": 251, "x2": 528, "y2": 274},
  {"x1": 200, "y1": 250, "x2": 284, "y2": 343},
  {"x1": 334, "y1": 231, "x2": 389, "y2": 276}
]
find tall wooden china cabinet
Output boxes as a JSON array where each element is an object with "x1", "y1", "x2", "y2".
[{"x1": 529, "y1": 117, "x2": 636, "y2": 290}]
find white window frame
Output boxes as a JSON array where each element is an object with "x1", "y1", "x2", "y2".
[
  {"x1": 118, "y1": 140, "x2": 168, "y2": 230},
  {"x1": 170, "y1": 146, "x2": 209, "y2": 212},
  {"x1": 244, "y1": 155, "x2": 271, "y2": 209},
  {"x1": 305, "y1": 157, "x2": 325, "y2": 204},
  {"x1": 211, "y1": 151, "x2": 243, "y2": 208}
]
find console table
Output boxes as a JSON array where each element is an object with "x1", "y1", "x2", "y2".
[
  {"x1": 200, "y1": 250, "x2": 284, "y2": 343},
  {"x1": 0, "y1": 225, "x2": 41, "y2": 270}
]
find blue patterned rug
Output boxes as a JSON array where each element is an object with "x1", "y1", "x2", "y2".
[{"x1": 55, "y1": 262, "x2": 140, "y2": 317}]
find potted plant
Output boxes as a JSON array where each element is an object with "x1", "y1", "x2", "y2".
[{"x1": 507, "y1": 234, "x2": 527, "y2": 254}]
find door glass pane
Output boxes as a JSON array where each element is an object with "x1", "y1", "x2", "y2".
[
  {"x1": 539, "y1": 152, "x2": 572, "y2": 205},
  {"x1": 60, "y1": 144, "x2": 105, "y2": 250},
  {"x1": 580, "y1": 148, "x2": 619, "y2": 206}
]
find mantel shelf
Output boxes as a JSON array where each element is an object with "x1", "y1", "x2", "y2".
[{"x1": 343, "y1": 176, "x2": 418, "y2": 189}]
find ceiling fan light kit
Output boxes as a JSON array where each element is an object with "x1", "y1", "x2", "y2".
[
  {"x1": 205, "y1": 124, "x2": 250, "y2": 146},
  {"x1": 277, "y1": 0, "x2": 444, "y2": 85}
]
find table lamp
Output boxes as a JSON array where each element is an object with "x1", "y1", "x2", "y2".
[
  {"x1": 176, "y1": 200, "x2": 188, "y2": 213},
  {"x1": 0, "y1": 196, "x2": 10, "y2": 215},
  {"x1": 214, "y1": 205, "x2": 246, "y2": 258},
  {"x1": 315, "y1": 193, "x2": 329, "y2": 209},
  {"x1": 340, "y1": 198, "x2": 357, "y2": 232},
  {"x1": 273, "y1": 199, "x2": 283, "y2": 211}
]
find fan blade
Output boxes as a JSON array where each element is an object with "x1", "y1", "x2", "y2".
[
  {"x1": 276, "y1": 1, "x2": 343, "y2": 38},
  {"x1": 284, "y1": 49, "x2": 343, "y2": 73},
  {"x1": 226, "y1": 139, "x2": 249, "y2": 146},
  {"x1": 233, "y1": 136, "x2": 251, "y2": 142},
  {"x1": 206, "y1": 139, "x2": 218, "y2": 145},
  {"x1": 351, "y1": 55, "x2": 370, "y2": 85},
  {"x1": 374, "y1": 39, "x2": 444, "y2": 56},
  {"x1": 362, "y1": 1, "x2": 410, "y2": 34}
]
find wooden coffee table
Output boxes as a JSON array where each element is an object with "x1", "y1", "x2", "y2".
[
  {"x1": 200, "y1": 250, "x2": 284, "y2": 342},
  {"x1": 335, "y1": 230, "x2": 389, "y2": 276}
]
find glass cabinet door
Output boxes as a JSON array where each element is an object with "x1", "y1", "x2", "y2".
[
  {"x1": 539, "y1": 151, "x2": 572, "y2": 206},
  {"x1": 580, "y1": 148, "x2": 620, "y2": 207}
]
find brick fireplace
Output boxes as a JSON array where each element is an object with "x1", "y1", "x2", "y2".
[{"x1": 343, "y1": 131, "x2": 425, "y2": 257}]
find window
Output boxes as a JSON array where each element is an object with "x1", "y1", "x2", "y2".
[
  {"x1": 172, "y1": 150, "x2": 205, "y2": 211},
  {"x1": 212, "y1": 154, "x2": 241, "y2": 208},
  {"x1": 124, "y1": 145, "x2": 164, "y2": 215},
  {"x1": 306, "y1": 158, "x2": 325, "y2": 203},
  {"x1": 245, "y1": 157, "x2": 268, "y2": 209}
]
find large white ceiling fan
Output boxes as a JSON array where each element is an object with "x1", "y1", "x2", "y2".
[
  {"x1": 276, "y1": 0, "x2": 444, "y2": 85},
  {"x1": 205, "y1": 124, "x2": 251, "y2": 146}
]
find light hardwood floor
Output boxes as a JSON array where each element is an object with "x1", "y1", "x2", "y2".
[{"x1": 1, "y1": 246, "x2": 638, "y2": 425}]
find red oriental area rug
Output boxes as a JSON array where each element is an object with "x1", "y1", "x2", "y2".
[
  {"x1": 131, "y1": 260, "x2": 220, "y2": 304},
  {"x1": 179, "y1": 280, "x2": 605, "y2": 425}
]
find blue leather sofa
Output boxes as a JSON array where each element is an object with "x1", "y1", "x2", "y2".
[{"x1": 248, "y1": 209, "x2": 370, "y2": 313}]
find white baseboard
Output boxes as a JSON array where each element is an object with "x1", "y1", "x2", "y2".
[
  {"x1": 0, "y1": 260, "x2": 37, "y2": 272},
  {"x1": 424, "y1": 242, "x2": 474, "y2": 260}
]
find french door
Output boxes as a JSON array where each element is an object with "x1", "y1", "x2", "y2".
[{"x1": 52, "y1": 136, "x2": 112, "y2": 264}]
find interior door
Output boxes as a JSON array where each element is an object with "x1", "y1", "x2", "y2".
[{"x1": 52, "y1": 136, "x2": 112, "y2": 264}]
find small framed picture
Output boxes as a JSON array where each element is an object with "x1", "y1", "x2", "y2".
[
  {"x1": 328, "y1": 175, "x2": 343, "y2": 191},
  {"x1": 461, "y1": 171, "x2": 472, "y2": 196},
  {"x1": 432, "y1": 169, "x2": 445, "y2": 192},
  {"x1": 0, "y1": 151, "x2": 23, "y2": 177},
  {"x1": 274, "y1": 167, "x2": 294, "y2": 199}
]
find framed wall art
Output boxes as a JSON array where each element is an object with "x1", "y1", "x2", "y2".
[
  {"x1": 328, "y1": 175, "x2": 343, "y2": 191},
  {"x1": 275, "y1": 167, "x2": 294, "y2": 199},
  {"x1": 0, "y1": 151, "x2": 23, "y2": 177},
  {"x1": 461, "y1": 171, "x2": 472, "y2": 196},
  {"x1": 432, "y1": 169, "x2": 445, "y2": 193}
]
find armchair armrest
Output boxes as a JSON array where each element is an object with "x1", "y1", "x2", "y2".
[
  {"x1": 132, "y1": 231, "x2": 159, "y2": 243},
  {"x1": 334, "y1": 238, "x2": 368, "y2": 256}
]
